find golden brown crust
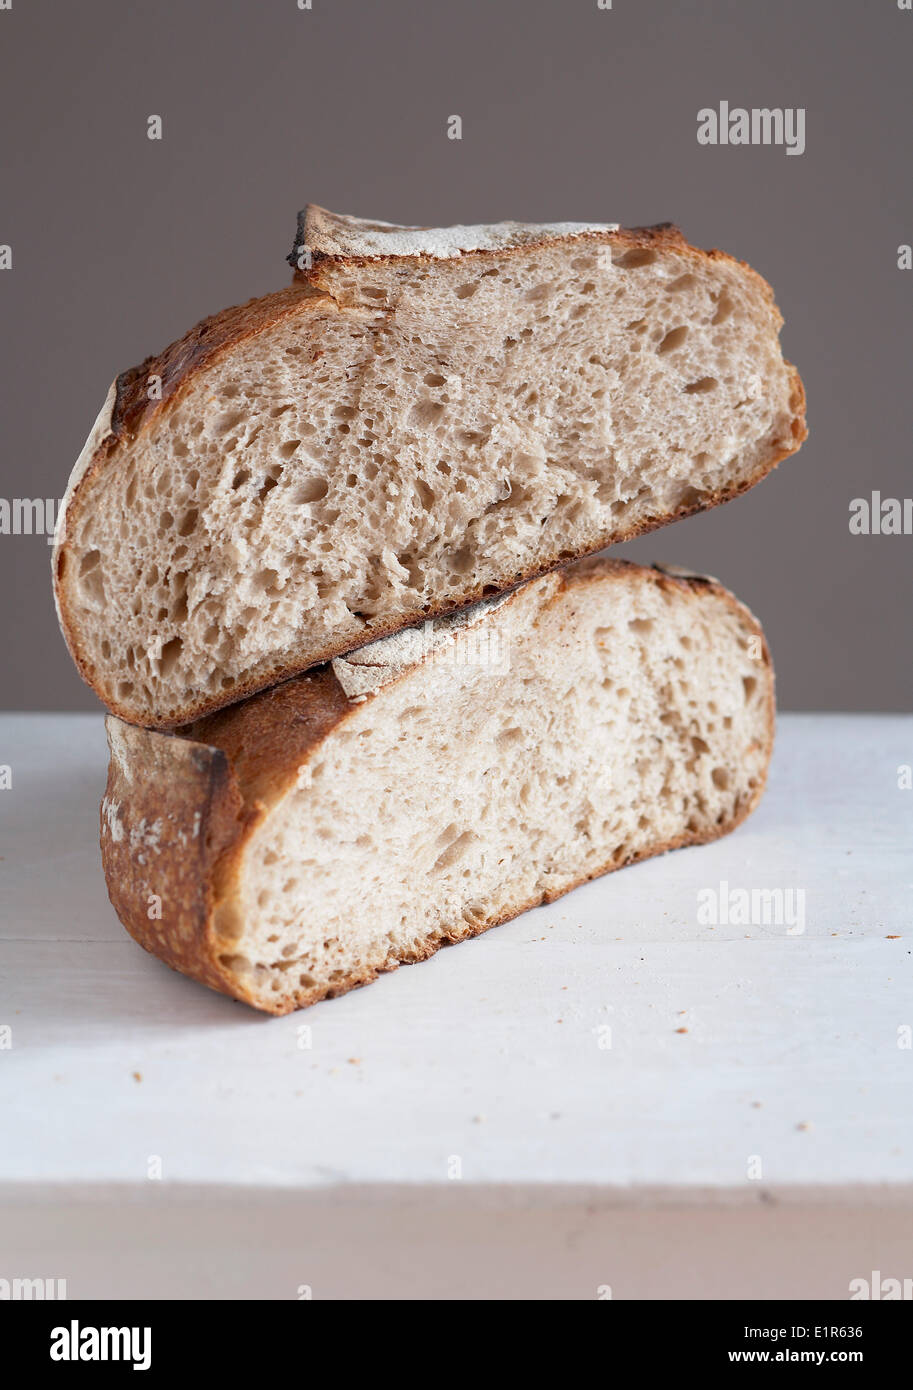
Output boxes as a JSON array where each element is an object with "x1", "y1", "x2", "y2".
[
  {"x1": 101, "y1": 719, "x2": 252, "y2": 1002},
  {"x1": 187, "y1": 664, "x2": 352, "y2": 807},
  {"x1": 102, "y1": 664, "x2": 357, "y2": 1011},
  {"x1": 53, "y1": 284, "x2": 332, "y2": 715},
  {"x1": 57, "y1": 219, "x2": 805, "y2": 729},
  {"x1": 100, "y1": 557, "x2": 776, "y2": 1014},
  {"x1": 110, "y1": 285, "x2": 326, "y2": 451}
]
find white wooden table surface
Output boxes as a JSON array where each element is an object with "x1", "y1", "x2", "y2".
[{"x1": 1, "y1": 712, "x2": 910, "y2": 1299}]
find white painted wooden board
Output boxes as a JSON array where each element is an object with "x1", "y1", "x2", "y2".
[
  {"x1": 1, "y1": 712, "x2": 910, "y2": 1204},
  {"x1": 1, "y1": 712, "x2": 911, "y2": 1297}
]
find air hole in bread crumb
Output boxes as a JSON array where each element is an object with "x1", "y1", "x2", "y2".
[
  {"x1": 712, "y1": 292, "x2": 734, "y2": 325},
  {"x1": 80, "y1": 558, "x2": 106, "y2": 605},
  {"x1": 293, "y1": 477, "x2": 329, "y2": 504},
  {"x1": 214, "y1": 411, "x2": 245, "y2": 435},
  {"x1": 667, "y1": 272, "x2": 697, "y2": 293},
  {"x1": 628, "y1": 617, "x2": 653, "y2": 635},
  {"x1": 658, "y1": 326, "x2": 689, "y2": 355},
  {"x1": 679, "y1": 485, "x2": 707, "y2": 509},
  {"x1": 743, "y1": 675, "x2": 757, "y2": 701},
  {"x1": 257, "y1": 473, "x2": 281, "y2": 501},
  {"x1": 434, "y1": 829, "x2": 479, "y2": 872},
  {"x1": 158, "y1": 637, "x2": 183, "y2": 677},
  {"x1": 448, "y1": 546, "x2": 474, "y2": 574},
  {"x1": 614, "y1": 247, "x2": 658, "y2": 269},
  {"x1": 410, "y1": 400, "x2": 446, "y2": 427},
  {"x1": 712, "y1": 767, "x2": 730, "y2": 790},
  {"x1": 454, "y1": 283, "x2": 479, "y2": 299},
  {"x1": 684, "y1": 376, "x2": 718, "y2": 394},
  {"x1": 414, "y1": 479, "x2": 435, "y2": 511},
  {"x1": 254, "y1": 568, "x2": 281, "y2": 594}
]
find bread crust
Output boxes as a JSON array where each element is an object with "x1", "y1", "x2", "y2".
[
  {"x1": 101, "y1": 558, "x2": 776, "y2": 1014},
  {"x1": 101, "y1": 719, "x2": 250, "y2": 1000},
  {"x1": 289, "y1": 202, "x2": 621, "y2": 264},
  {"x1": 56, "y1": 214, "x2": 805, "y2": 729}
]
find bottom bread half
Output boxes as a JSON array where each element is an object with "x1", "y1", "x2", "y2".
[{"x1": 100, "y1": 557, "x2": 774, "y2": 1013}]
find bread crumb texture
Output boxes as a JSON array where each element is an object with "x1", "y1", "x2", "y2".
[
  {"x1": 101, "y1": 560, "x2": 774, "y2": 1013},
  {"x1": 58, "y1": 215, "x2": 804, "y2": 726}
]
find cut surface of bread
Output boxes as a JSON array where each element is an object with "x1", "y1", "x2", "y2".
[
  {"x1": 56, "y1": 207, "x2": 804, "y2": 728},
  {"x1": 100, "y1": 558, "x2": 775, "y2": 1014}
]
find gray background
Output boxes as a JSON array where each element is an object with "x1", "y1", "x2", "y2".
[{"x1": 0, "y1": 0, "x2": 909, "y2": 711}]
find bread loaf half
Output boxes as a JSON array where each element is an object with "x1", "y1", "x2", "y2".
[
  {"x1": 56, "y1": 207, "x2": 804, "y2": 728},
  {"x1": 100, "y1": 558, "x2": 775, "y2": 1014}
]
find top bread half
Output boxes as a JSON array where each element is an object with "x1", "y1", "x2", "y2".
[{"x1": 54, "y1": 206, "x2": 806, "y2": 728}]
